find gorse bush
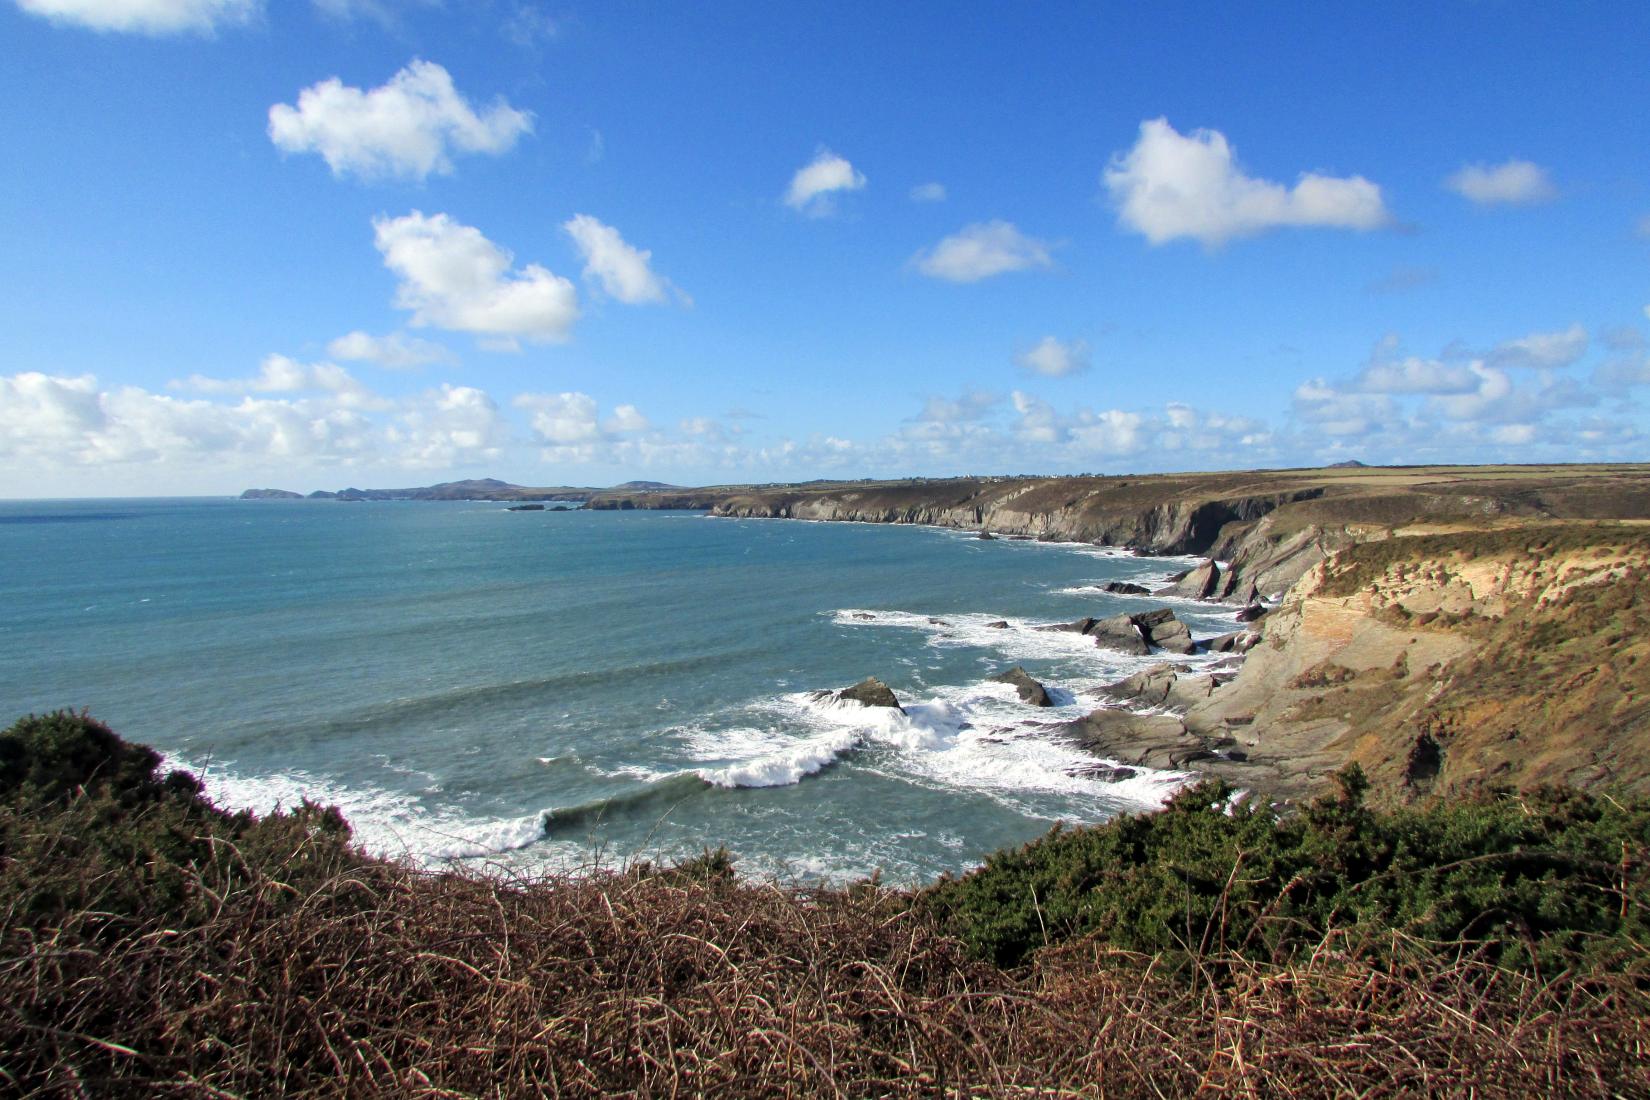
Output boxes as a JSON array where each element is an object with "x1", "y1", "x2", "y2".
[
  {"x1": 0, "y1": 710, "x2": 364, "y2": 929},
  {"x1": 922, "y1": 767, "x2": 1650, "y2": 970}
]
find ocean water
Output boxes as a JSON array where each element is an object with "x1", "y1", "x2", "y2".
[{"x1": 0, "y1": 498, "x2": 1242, "y2": 883}]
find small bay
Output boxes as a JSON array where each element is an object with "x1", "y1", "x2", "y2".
[{"x1": 0, "y1": 498, "x2": 1238, "y2": 882}]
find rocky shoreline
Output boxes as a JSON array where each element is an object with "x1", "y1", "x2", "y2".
[{"x1": 760, "y1": 468, "x2": 1650, "y2": 805}]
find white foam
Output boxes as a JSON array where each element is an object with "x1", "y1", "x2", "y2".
[
  {"x1": 165, "y1": 752, "x2": 559, "y2": 866},
  {"x1": 829, "y1": 607, "x2": 1232, "y2": 693},
  {"x1": 782, "y1": 680, "x2": 1191, "y2": 819},
  {"x1": 695, "y1": 726, "x2": 861, "y2": 788}
]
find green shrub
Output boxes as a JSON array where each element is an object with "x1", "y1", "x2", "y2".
[
  {"x1": 0, "y1": 711, "x2": 365, "y2": 930},
  {"x1": 922, "y1": 767, "x2": 1650, "y2": 970}
]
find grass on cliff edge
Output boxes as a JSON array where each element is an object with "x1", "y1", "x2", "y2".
[{"x1": 2, "y1": 712, "x2": 1648, "y2": 1097}]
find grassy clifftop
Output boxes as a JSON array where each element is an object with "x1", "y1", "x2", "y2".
[{"x1": 3, "y1": 712, "x2": 1648, "y2": 1096}]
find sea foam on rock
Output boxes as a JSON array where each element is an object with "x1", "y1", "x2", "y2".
[
  {"x1": 991, "y1": 666, "x2": 1053, "y2": 707},
  {"x1": 811, "y1": 677, "x2": 904, "y2": 712}
]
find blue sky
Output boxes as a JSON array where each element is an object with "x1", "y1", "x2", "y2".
[{"x1": 3, "y1": 0, "x2": 1648, "y2": 496}]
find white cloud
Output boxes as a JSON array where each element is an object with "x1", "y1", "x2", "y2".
[
  {"x1": 1350, "y1": 356, "x2": 1478, "y2": 395},
  {"x1": 783, "y1": 149, "x2": 866, "y2": 217},
  {"x1": 604, "y1": 404, "x2": 649, "y2": 433},
  {"x1": 562, "y1": 214, "x2": 685, "y2": 305},
  {"x1": 912, "y1": 221, "x2": 1055, "y2": 283},
  {"x1": 390, "y1": 384, "x2": 511, "y2": 466},
  {"x1": 15, "y1": 0, "x2": 256, "y2": 34},
  {"x1": 909, "y1": 182, "x2": 947, "y2": 203},
  {"x1": 1016, "y1": 336, "x2": 1090, "y2": 378},
  {"x1": 1485, "y1": 323, "x2": 1588, "y2": 370},
  {"x1": 172, "y1": 354, "x2": 383, "y2": 407},
  {"x1": 1425, "y1": 363, "x2": 1515, "y2": 422},
  {"x1": 268, "y1": 60, "x2": 532, "y2": 181},
  {"x1": 373, "y1": 211, "x2": 579, "y2": 347},
  {"x1": 1104, "y1": 118, "x2": 1390, "y2": 247},
  {"x1": 1292, "y1": 378, "x2": 1396, "y2": 438},
  {"x1": 514, "y1": 391, "x2": 601, "y2": 445},
  {"x1": 327, "y1": 330, "x2": 455, "y2": 369},
  {"x1": 0, "y1": 369, "x2": 509, "y2": 474},
  {"x1": 914, "y1": 391, "x2": 1000, "y2": 424},
  {"x1": 1445, "y1": 160, "x2": 1557, "y2": 206}
]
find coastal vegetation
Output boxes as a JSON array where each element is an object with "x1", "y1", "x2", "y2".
[{"x1": 4, "y1": 711, "x2": 1647, "y2": 1096}]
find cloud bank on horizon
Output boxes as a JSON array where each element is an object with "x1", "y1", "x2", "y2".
[{"x1": 3, "y1": 1, "x2": 1648, "y2": 495}]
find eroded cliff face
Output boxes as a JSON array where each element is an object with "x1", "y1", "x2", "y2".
[
  {"x1": 672, "y1": 468, "x2": 1650, "y2": 604},
  {"x1": 1173, "y1": 523, "x2": 1650, "y2": 803}
]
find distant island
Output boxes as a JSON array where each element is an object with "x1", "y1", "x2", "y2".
[{"x1": 239, "y1": 477, "x2": 682, "y2": 503}]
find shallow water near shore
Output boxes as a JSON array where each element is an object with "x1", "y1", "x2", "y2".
[{"x1": 0, "y1": 498, "x2": 1241, "y2": 883}]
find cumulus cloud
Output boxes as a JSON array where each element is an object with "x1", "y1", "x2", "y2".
[
  {"x1": 912, "y1": 221, "x2": 1055, "y2": 283},
  {"x1": 604, "y1": 404, "x2": 649, "y2": 433},
  {"x1": 1292, "y1": 379, "x2": 1397, "y2": 438},
  {"x1": 1104, "y1": 118, "x2": 1390, "y2": 247},
  {"x1": 172, "y1": 354, "x2": 383, "y2": 407},
  {"x1": 783, "y1": 149, "x2": 866, "y2": 216},
  {"x1": 1444, "y1": 159, "x2": 1557, "y2": 206},
  {"x1": 514, "y1": 391, "x2": 601, "y2": 445},
  {"x1": 1016, "y1": 336, "x2": 1090, "y2": 378},
  {"x1": 373, "y1": 211, "x2": 579, "y2": 347},
  {"x1": 269, "y1": 60, "x2": 532, "y2": 181},
  {"x1": 1349, "y1": 356, "x2": 1479, "y2": 395},
  {"x1": 327, "y1": 330, "x2": 455, "y2": 369},
  {"x1": 1485, "y1": 323, "x2": 1588, "y2": 370},
  {"x1": 909, "y1": 182, "x2": 947, "y2": 203},
  {"x1": 15, "y1": 0, "x2": 256, "y2": 34},
  {"x1": 0, "y1": 369, "x2": 509, "y2": 475},
  {"x1": 562, "y1": 214, "x2": 685, "y2": 305},
  {"x1": 914, "y1": 391, "x2": 1001, "y2": 424}
]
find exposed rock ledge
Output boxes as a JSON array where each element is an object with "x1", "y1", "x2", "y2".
[{"x1": 1067, "y1": 520, "x2": 1650, "y2": 806}]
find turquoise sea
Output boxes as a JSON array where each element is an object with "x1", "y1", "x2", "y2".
[{"x1": 0, "y1": 498, "x2": 1240, "y2": 883}]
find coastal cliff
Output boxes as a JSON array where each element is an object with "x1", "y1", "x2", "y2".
[
  {"x1": 1074, "y1": 520, "x2": 1650, "y2": 805},
  {"x1": 602, "y1": 464, "x2": 1650, "y2": 602}
]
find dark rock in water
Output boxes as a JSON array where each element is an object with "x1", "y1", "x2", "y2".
[
  {"x1": 851, "y1": 612, "x2": 876, "y2": 621},
  {"x1": 1101, "y1": 581, "x2": 1150, "y2": 595},
  {"x1": 1100, "y1": 662, "x2": 1191, "y2": 707},
  {"x1": 1065, "y1": 762, "x2": 1138, "y2": 782},
  {"x1": 1007, "y1": 535, "x2": 1034, "y2": 541},
  {"x1": 1155, "y1": 558, "x2": 1220, "y2": 600},
  {"x1": 1147, "y1": 616, "x2": 1196, "y2": 655},
  {"x1": 1063, "y1": 708, "x2": 1219, "y2": 770},
  {"x1": 977, "y1": 530, "x2": 997, "y2": 540},
  {"x1": 985, "y1": 620, "x2": 1010, "y2": 629},
  {"x1": 992, "y1": 665, "x2": 1053, "y2": 707},
  {"x1": 928, "y1": 618, "x2": 951, "y2": 626},
  {"x1": 1090, "y1": 613, "x2": 1150, "y2": 656},
  {"x1": 507, "y1": 503, "x2": 545, "y2": 511},
  {"x1": 814, "y1": 676, "x2": 904, "y2": 712},
  {"x1": 1037, "y1": 616, "x2": 1098, "y2": 634},
  {"x1": 1235, "y1": 603, "x2": 1269, "y2": 624},
  {"x1": 1131, "y1": 608, "x2": 1176, "y2": 630},
  {"x1": 550, "y1": 505, "x2": 573, "y2": 511},
  {"x1": 1206, "y1": 629, "x2": 1261, "y2": 654}
]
